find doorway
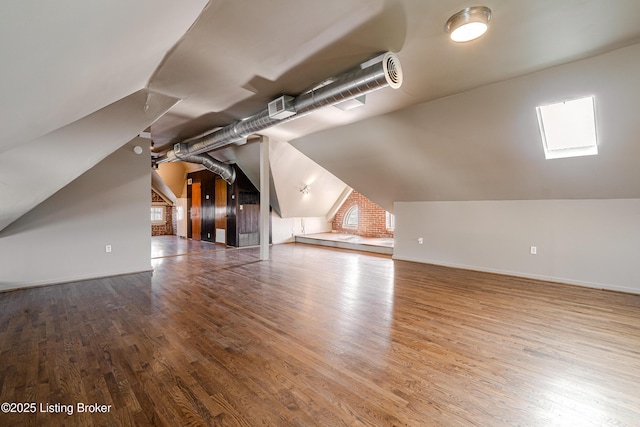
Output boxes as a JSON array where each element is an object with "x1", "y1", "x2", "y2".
[
  {"x1": 191, "y1": 182, "x2": 201, "y2": 241},
  {"x1": 214, "y1": 178, "x2": 227, "y2": 244}
]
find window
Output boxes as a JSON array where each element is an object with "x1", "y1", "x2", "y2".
[
  {"x1": 151, "y1": 206, "x2": 165, "y2": 224},
  {"x1": 386, "y1": 211, "x2": 395, "y2": 230},
  {"x1": 536, "y1": 96, "x2": 598, "y2": 159},
  {"x1": 344, "y1": 205, "x2": 359, "y2": 227}
]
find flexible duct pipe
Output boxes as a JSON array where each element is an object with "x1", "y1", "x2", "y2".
[
  {"x1": 179, "y1": 154, "x2": 236, "y2": 184},
  {"x1": 157, "y1": 52, "x2": 402, "y2": 163}
]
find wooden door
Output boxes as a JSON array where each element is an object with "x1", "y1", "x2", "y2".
[
  {"x1": 191, "y1": 182, "x2": 201, "y2": 241},
  {"x1": 214, "y1": 178, "x2": 227, "y2": 243}
]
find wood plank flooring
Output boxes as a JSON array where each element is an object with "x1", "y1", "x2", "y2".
[{"x1": 1, "y1": 240, "x2": 640, "y2": 426}]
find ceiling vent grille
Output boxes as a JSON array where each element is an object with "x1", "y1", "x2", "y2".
[
  {"x1": 383, "y1": 53, "x2": 402, "y2": 89},
  {"x1": 268, "y1": 95, "x2": 296, "y2": 119}
]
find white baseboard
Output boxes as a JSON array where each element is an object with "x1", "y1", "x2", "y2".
[
  {"x1": 0, "y1": 266, "x2": 154, "y2": 293},
  {"x1": 391, "y1": 255, "x2": 639, "y2": 295}
]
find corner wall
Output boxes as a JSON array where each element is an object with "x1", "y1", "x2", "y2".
[
  {"x1": 393, "y1": 199, "x2": 640, "y2": 294},
  {"x1": 0, "y1": 139, "x2": 152, "y2": 291},
  {"x1": 271, "y1": 213, "x2": 332, "y2": 244}
]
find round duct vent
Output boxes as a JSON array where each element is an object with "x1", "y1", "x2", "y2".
[{"x1": 383, "y1": 52, "x2": 403, "y2": 89}]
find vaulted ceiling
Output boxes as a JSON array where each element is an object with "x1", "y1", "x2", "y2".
[{"x1": 2, "y1": 0, "x2": 640, "y2": 231}]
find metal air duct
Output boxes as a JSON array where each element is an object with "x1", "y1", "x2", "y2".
[
  {"x1": 175, "y1": 150, "x2": 236, "y2": 184},
  {"x1": 156, "y1": 52, "x2": 402, "y2": 164}
]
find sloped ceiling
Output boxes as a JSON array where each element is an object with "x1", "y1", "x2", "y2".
[
  {"x1": 268, "y1": 141, "x2": 348, "y2": 218},
  {"x1": 291, "y1": 43, "x2": 640, "y2": 211},
  {"x1": 155, "y1": 162, "x2": 189, "y2": 199},
  {"x1": 0, "y1": 0, "x2": 207, "y2": 231},
  {"x1": 226, "y1": 141, "x2": 282, "y2": 217},
  {"x1": 3, "y1": 0, "x2": 640, "y2": 232},
  {"x1": 147, "y1": 0, "x2": 401, "y2": 149},
  {"x1": 211, "y1": 140, "x2": 349, "y2": 219},
  {"x1": 147, "y1": 0, "x2": 640, "y2": 149},
  {"x1": 152, "y1": 170, "x2": 178, "y2": 205},
  {"x1": 0, "y1": 90, "x2": 180, "y2": 231},
  {"x1": 144, "y1": 0, "x2": 640, "y2": 216},
  {"x1": 1, "y1": 0, "x2": 207, "y2": 152}
]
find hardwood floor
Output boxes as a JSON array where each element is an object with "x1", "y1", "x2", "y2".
[
  {"x1": 150, "y1": 235, "x2": 226, "y2": 259},
  {"x1": 1, "y1": 240, "x2": 639, "y2": 426}
]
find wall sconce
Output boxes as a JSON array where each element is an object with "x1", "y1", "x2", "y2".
[{"x1": 299, "y1": 185, "x2": 310, "y2": 195}]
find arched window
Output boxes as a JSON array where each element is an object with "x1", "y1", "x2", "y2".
[
  {"x1": 344, "y1": 205, "x2": 359, "y2": 227},
  {"x1": 386, "y1": 211, "x2": 395, "y2": 230}
]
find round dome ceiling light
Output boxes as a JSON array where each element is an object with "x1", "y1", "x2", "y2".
[{"x1": 445, "y1": 6, "x2": 492, "y2": 42}]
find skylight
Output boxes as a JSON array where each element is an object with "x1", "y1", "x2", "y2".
[{"x1": 536, "y1": 96, "x2": 598, "y2": 159}]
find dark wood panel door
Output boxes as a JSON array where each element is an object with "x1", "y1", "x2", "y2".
[
  {"x1": 214, "y1": 179, "x2": 227, "y2": 243},
  {"x1": 191, "y1": 182, "x2": 201, "y2": 241}
]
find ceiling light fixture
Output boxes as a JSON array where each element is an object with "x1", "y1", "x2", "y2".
[{"x1": 445, "y1": 6, "x2": 492, "y2": 42}]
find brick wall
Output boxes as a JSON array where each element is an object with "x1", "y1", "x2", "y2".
[
  {"x1": 151, "y1": 190, "x2": 174, "y2": 236},
  {"x1": 332, "y1": 190, "x2": 393, "y2": 238}
]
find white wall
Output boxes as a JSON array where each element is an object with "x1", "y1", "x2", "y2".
[
  {"x1": 269, "y1": 140, "x2": 349, "y2": 218},
  {"x1": 271, "y1": 213, "x2": 332, "y2": 244},
  {"x1": 0, "y1": 140, "x2": 152, "y2": 290},
  {"x1": 291, "y1": 44, "x2": 640, "y2": 212},
  {"x1": 176, "y1": 198, "x2": 188, "y2": 238},
  {"x1": 393, "y1": 199, "x2": 640, "y2": 294}
]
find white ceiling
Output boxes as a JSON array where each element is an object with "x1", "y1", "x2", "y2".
[
  {"x1": 269, "y1": 140, "x2": 348, "y2": 218},
  {"x1": 0, "y1": 90, "x2": 180, "y2": 231},
  {"x1": 0, "y1": 0, "x2": 207, "y2": 152},
  {"x1": 2, "y1": 0, "x2": 640, "y2": 230},
  {"x1": 0, "y1": 0, "x2": 206, "y2": 231},
  {"x1": 148, "y1": 0, "x2": 640, "y2": 147},
  {"x1": 291, "y1": 43, "x2": 640, "y2": 211}
]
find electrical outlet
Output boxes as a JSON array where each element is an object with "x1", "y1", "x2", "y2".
[
  {"x1": 105, "y1": 245, "x2": 112, "y2": 253},
  {"x1": 530, "y1": 246, "x2": 537, "y2": 255},
  {"x1": 418, "y1": 237, "x2": 424, "y2": 245}
]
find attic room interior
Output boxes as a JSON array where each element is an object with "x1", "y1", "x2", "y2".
[
  {"x1": 1, "y1": 1, "x2": 639, "y2": 426},
  {"x1": 151, "y1": 161, "x2": 396, "y2": 256}
]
